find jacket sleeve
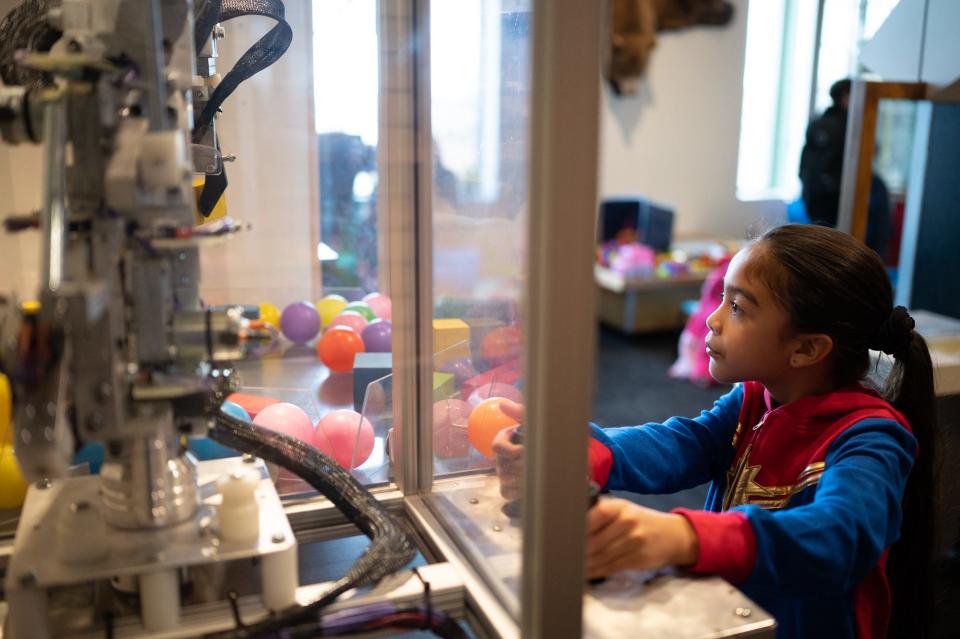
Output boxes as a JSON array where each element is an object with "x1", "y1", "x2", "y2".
[
  {"x1": 588, "y1": 384, "x2": 743, "y2": 493},
  {"x1": 676, "y1": 419, "x2": 916, "y2": 595}
]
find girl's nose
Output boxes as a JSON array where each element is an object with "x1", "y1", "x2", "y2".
[{"x1": 705, "y1": 306, "x2": 721, "y2": 334}]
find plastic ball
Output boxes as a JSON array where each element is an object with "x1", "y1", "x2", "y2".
[
  {"x1": 317, "y1": 326, "x2": 366, "y2": 373},
  {"x1": 433, "y1": 399, "x2": 470, "y2": 458},
  {"x1": 468, "y1": 397, "x2": 521, "y2": 459},
  {"x1": 479, "y1": 326, "x2": 523, "y2": 368},
  {"x1": 258, "y1": 302, "x2": 281, "y2": 328},
  {"x1": 343, "y1": 301, "x2": 376, "y2": 322},
  {"x1": 314, "y1": 409, "x2": 375, "y2": 468},
  {"x1": 280, "y1": 302, "x2": 321, "y2": 344},
  {"x1": 0, "y1": 447, "x2": 27, "y2": 509},
  {"x1": 467, "y1": 382, "x2": 524, "y2": 408},
  {"x1": 438, "y1": 357, "x2": 475, "y2": 385},
  {"x1": 317, "y1": 295, "x2": 349, "y2": 328},
  {"x1": 327, "y1": 310, "x2": 368, "y2": 334},
  {"x1": 361, "y1": 320, "x2": 392, "y2": 353},
  {"x1": 221, "y1": 400, "x2": 251, "y2": 422},
  {"x1": 362, "y1": 292, "x2": 392, "y2": 320},
  {"x1": 253, "y1": 402, "x2": 315, "y2": 443},
  {"x1": 0, "y1": 372, "x2": 11, "y2": 444},
  {"x1": 226, "y1": 393, "x2": 281, "y2": 420}
]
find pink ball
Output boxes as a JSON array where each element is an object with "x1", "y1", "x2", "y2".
[
  {"x1": 253, "y1": 403, "x2": 315, "y2": 443},
  {"x1": 363, "y1": 292, "x2": 392, "y2": 320},
  {"x1": 327, "y1": 311, "x2": 368, "y2": 334},
  {"x1": 432, "y1": 399, "x2": 470, "y2": 458},
  {"x1": 314, "y1": 409, "x2": 375, "y2": 469},
  {"x1": 467, "y1": 382, "x2": 523, "y2": 409}
]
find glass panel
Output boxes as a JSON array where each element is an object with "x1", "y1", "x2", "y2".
[
  {"x1": 428, "y1": 0, "x2": 532, "y2": 609},
  {"x1": 193, "y1": 1, "x2": 393, "y2": 495}
]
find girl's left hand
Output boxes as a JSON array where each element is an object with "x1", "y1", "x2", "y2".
[{"x1": 585, "y1": 498, "x2": 699, "y2": 580}]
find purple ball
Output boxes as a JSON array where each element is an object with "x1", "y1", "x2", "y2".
[
  {"x1": 280, "y1": 302, "x2": 321, "y2": 344},
  {"x1": 360, "y1": 319, "x2": 392, "y2": 352},
  {"x1": 439, "y1": 357, "x2": 475, "y2": 384}
]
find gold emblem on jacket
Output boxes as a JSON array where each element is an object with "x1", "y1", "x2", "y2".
[{"x1": 722, "y1": 444, "x2": 826, "y2": 511}]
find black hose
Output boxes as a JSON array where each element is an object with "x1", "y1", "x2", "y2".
[{"x1": 205, "y1": 409, "x2": 417, "y2": 638}]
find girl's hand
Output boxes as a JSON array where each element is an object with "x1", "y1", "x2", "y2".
[
  {"x1": 585, "y1": 498, "x2": 699, "y2": 579},
  {"x1": 491, "y1": 402, "x2": 525, "y2": 501}
]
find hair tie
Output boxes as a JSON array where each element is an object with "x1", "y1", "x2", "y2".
[{"x1": 873, "y1": 306, "x2": 915, "y2": 356}]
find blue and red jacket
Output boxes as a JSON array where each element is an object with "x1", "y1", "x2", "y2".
[{"x1": 587, "y1": 382, "x2": 916, "y2": 639}]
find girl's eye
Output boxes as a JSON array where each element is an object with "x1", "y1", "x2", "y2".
[{"x1": 730, "y1": 299, "x2": 740, "y2": 313}]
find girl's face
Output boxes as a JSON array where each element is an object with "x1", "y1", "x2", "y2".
[{"x1": 704, "y1": 245, "x2": 797, "y2": 385}]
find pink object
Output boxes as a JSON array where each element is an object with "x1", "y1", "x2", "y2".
[
  {"x1": 252, "y1": 403, "x2": 315, "y2": 443},
  {"x1": 314, "y1": 409, "x2": 375, "y2": 469},
  {"x1": 432, "y1": 399, "x2": 470, "y2": 458},
  {"x1": 327, "y1": 311, "x2": 368, "y2": 334},
  {"x1": 363, "y1": 292, "x2": 392, "y2": 320},
  {"x1": 668, "y1": 257, "x2": 731, "y2": 387},
  {"x1": 467, "y1": 382, "x2": 523, "y2": 409}
]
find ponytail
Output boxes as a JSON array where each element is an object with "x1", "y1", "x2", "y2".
[{"x1": 884, "y1": 331, "x2": 938, "y2": 639}]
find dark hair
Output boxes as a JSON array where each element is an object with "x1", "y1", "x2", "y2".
[
  {"x1": 830, "y1": 78, "x2": 852, "y2": 105},
  {"x1": 749, "y1": 224, "x2": 936, "y2": 638}
]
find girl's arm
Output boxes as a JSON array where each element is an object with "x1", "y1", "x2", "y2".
[
  {"x1": 590, "y1": 383, "x2": 743, "y2": 494},
  {"x1": 677, "y1": 419, "x2": 916, "y2": 595}
]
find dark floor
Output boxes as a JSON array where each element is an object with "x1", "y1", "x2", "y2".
[{"x1": 590, "y1": 324, "x2": 960, "y2": 637}]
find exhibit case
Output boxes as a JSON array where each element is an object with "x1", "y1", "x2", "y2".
[{"x1": 0, "y1": 0, "x2": 774, "y2": 636}]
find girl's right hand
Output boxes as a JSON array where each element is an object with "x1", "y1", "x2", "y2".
[{"x1": 491, "y1": 402, "x2": 525, "y2": 501}]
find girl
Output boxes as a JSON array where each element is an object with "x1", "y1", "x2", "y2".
[{"x1": 494, "y1": 224, "x2": 935, "y2": 639}]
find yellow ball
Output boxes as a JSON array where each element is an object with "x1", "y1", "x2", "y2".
[
  {"x1": 0, "y1": 447, "x2": 27, "y2": 509},
  {"x1": 0, "y1": 373, "x2": 11, "y2": 445},
  {"x1": 258, "y1": 302, "x2": 281, "y2": 328},
  {"x1": 316, "y1": 295, "x2": 348, "y2": 329}
]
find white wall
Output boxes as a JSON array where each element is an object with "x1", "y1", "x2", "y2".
[
  {"x1": 599, "y1": 0, "x2": 784, "y2": 238},
  {"x1": 198, "y1": 5, "x2": 320, "y2": 308}
]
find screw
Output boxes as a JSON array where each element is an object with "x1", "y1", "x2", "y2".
[
  {"x1": 271, "y1": 532, "x2": 285, "y2": 543},
  {"x1": 222, "y1": 154, "x2": 236, "y2": 163},
  {"x1": 242, "y1": 454, "x2": 255, "y2": 464},
  {"x1": 468, "y1": 498, "x2": 479, "y2": 505},
  {"x1": 735, "y1": 607, "x2": 752, "y2": 618},
  {"x1": 36, "y1": 478, "x2": 51, "y2": 489}
]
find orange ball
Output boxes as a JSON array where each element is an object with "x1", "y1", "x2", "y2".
[
  {"x1": 479, "y1": 326, "x2": 522, "y2": 368},
  {"x1": 468, "y1": 397, "x2": 520, "y2": 459},
  {"x1": 317, "y1": 326, "x2": 366, "y2": 373}
]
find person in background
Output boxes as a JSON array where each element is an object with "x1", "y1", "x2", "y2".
[{"x1": 799, "y1": 79, "x2": 851, "y2": 228}]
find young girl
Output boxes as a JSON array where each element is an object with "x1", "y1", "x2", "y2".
[{"x1": 494, "y1": 224, "x2": 935, "y2": 639}]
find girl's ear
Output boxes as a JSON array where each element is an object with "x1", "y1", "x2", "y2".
[{"x1": 789, "y1": 333, "x2": 834, "y2": 368}]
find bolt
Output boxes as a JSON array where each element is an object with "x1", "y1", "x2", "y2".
[
  {"x1": 242, "y1": 454, "x2": 256, "y2": 464},
  {"x1": 222, "y1": 154, "x2": 236, "y2": 163},
  {"x1": 735, "y1": 607, "x2": 752, "y2": 618},
  {"x1": 36, "y1": 478, "x2": 51, "y2": 489},
  {"x1": 271, "y1": 532, "x2": 285, "y2": 544},
  {"x1": 468, "y1": 498, "x2": 479, "y2": 505}
]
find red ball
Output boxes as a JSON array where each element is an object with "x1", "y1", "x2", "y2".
[
  {"x1": 467, "y1": 397, "x2": 520, "y2": 459},
  {"x1": 479, "y1": 326, "x2": 522, "y2": 368},
  {"x1": 314, "y1": 409, "x2": 375, "y2": 468},
  {"x1": 317, "y1": 326, "x2": 366, "y2": 373}
]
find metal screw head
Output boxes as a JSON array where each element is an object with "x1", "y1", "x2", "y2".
[
  {"x1": 271, "y1": 532, "x2": 285, "y2": 544},
  {"x1": 735, "y1": 607, "x2": 752, "y2": 618},
  {"x1": 36, "y1": 478, "x2": 52, "y2": 489},
  {"x1": 242, "y1": 454, "x2": 256, "y2": 464},
  {"x1": 468, "y1": 498, "x2": 479, "y2": 505},
  {"x1": 492, "y1": 525, "x2": 502, "y2": 532}
]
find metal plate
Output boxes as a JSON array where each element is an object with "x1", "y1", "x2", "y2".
[
  {"x1": 430, "y1": 475, "x2": 776, "y2": 638},
  {"x1": 6, "y1": 457, "x2": 294, "y2": 589}
]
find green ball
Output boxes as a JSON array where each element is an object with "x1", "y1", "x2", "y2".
[{"x1": 344, "y1": 301, "x2": 376, "y2": 321}]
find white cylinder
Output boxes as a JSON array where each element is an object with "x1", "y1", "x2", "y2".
[
  {"x1": 261, "y1": 545, "x2": 298, "y2": 611},
  {"x1": 139, "y1": 569, "x2": 179, "y2": 632},
  {"x1": 218, "y1": 468, "x2": 260, "y2": 542}
]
